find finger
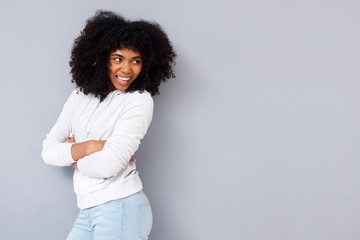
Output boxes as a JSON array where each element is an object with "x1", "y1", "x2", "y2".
[
  {"x1": 72, "y1": 162, "x2": 78, "y2": 170},
  {"x1": 65, "y1": 137, "x2": 75, "y2": 143}
]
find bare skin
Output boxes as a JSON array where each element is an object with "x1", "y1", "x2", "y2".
[{"x1": 64, "y1": 137, "x2": 136, "y2": 170}]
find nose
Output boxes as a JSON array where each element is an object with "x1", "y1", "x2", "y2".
[{"x1": 120, "y1": 61, "x2": 131, "y2": 74}]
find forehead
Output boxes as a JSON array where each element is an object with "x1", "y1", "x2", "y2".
[{"x1": 111, "y1": 48, "x2": 141, "y2": 57}]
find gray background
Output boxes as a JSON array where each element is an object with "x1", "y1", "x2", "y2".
[{"x1": 1, "y1": 0, "x2": 359, "y2": 239}]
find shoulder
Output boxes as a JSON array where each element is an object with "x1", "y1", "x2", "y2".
[
  {"x1": 121, "y1": 90, "x2": 154, "y2": 113},
  {"x1": 67, "y1": 88, "x2": 85, "y2": 101},
  {"x1": 117, "y1": 90, "x2": 153, "y2": 106},
  {"x1": 128, "y1": 90, "x2": 153, "y2": 103},
  {"x1": 63, "y1": 88, "x2": 94, "y2": 112},
  {"x1": 68, "y1": 88, "x2": 96, "y2": 102},
  {"x1": 63, "y1": 89, "x2": 80, "y2": 107}
]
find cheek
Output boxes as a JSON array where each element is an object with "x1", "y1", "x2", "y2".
[{"x1": 109, "y1": 65, "x2": 116, "y2": 74}]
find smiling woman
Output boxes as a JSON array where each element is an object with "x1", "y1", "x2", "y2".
[{"x1": 41, "y1": 10, "x2": 176, "y2": 240}]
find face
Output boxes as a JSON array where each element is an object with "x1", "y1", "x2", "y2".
[{"x1": 108, "y1": 48, "x2": 143, "y2": 91}]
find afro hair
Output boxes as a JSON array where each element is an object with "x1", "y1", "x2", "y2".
[{"x1": 69, "y1": 10, "x2": 176, "y2": 101}]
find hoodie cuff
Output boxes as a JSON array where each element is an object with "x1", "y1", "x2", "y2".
[{"x1": 63, "y1": 142, "x2": 77, "y2": 166}]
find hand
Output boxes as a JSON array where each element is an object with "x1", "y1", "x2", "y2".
[
  {"x1": 67, "y1": 137, "x2": 134, "y2": 167},
  {"x1": 64, "y1": 137, "x2": 75, "y2": 143},
  {"x1": 89, "y1": 140, "x2": 106, "y2": 153},
  {"x1": 72, "y1": 162, "x2": 78, "y2": 170}
]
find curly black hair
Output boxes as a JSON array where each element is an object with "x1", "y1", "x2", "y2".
[{"x1": 69, "y1": 10, "x2": 176, "y2": 101}]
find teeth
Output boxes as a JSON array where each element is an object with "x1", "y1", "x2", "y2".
[{"x1": 116, "y1": 75, "x2": 131, "y2": 81}]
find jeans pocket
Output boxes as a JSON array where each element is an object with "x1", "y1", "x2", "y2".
[{"x1": 137, "y1": 203, "x2": 153, "y2": 240}]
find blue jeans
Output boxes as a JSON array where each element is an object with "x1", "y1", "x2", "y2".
[{"x1": 66, "y1": 191, "x2": 152, "y2": 240}]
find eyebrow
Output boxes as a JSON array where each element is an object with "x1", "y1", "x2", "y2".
[{"x1": 111, "y1": 54, "x2": 142, "y2": 59}]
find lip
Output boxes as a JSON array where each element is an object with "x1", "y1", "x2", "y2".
[
  {"x1": 116, "y1": 75, "x2": 131, "y2": 81},
  {"x1": 115, "y1": 75, "x2": 132, "y2": 86}
]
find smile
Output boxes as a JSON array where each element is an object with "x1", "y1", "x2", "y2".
[{"x1": 116, "y1": 75, "x2": 131, "y2": 81}]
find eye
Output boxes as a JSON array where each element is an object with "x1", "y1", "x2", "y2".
[
  {"x1": 132, "y1": 60, "x2": 142, "y2": 64},
  {"x1": 114, "y1": 58, "x2": 122, "y2": 62}
]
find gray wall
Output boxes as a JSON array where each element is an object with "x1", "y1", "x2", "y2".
[{"x1": 1, "y1": 0, "x2": 359, "y2": 239}]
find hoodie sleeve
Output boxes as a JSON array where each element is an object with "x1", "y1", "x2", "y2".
[
  {"x1": 41, "y1": 90, "x2": 78, "y2": 166},
  {"x1": 76, "y1": 92, "x2": 154, "y2": 179}
]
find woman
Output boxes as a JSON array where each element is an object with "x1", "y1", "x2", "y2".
[{"x1": 42, "y1": 10, "x2": 176, "y2": 240}]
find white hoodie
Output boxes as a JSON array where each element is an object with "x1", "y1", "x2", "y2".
[{"x1": 42, "y1": 89, "x2": 153, "y2": 209}]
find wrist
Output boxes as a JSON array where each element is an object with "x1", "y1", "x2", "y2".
[
  {"x1": 71, "y1": 141, "x2": 94, "y2": 161},
  {"x1": 86, "y1": 140, "x2": 95, "y2": 156},
  {"x1": 86, "y1": 140, "x2": 104, "y2": 155}
]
